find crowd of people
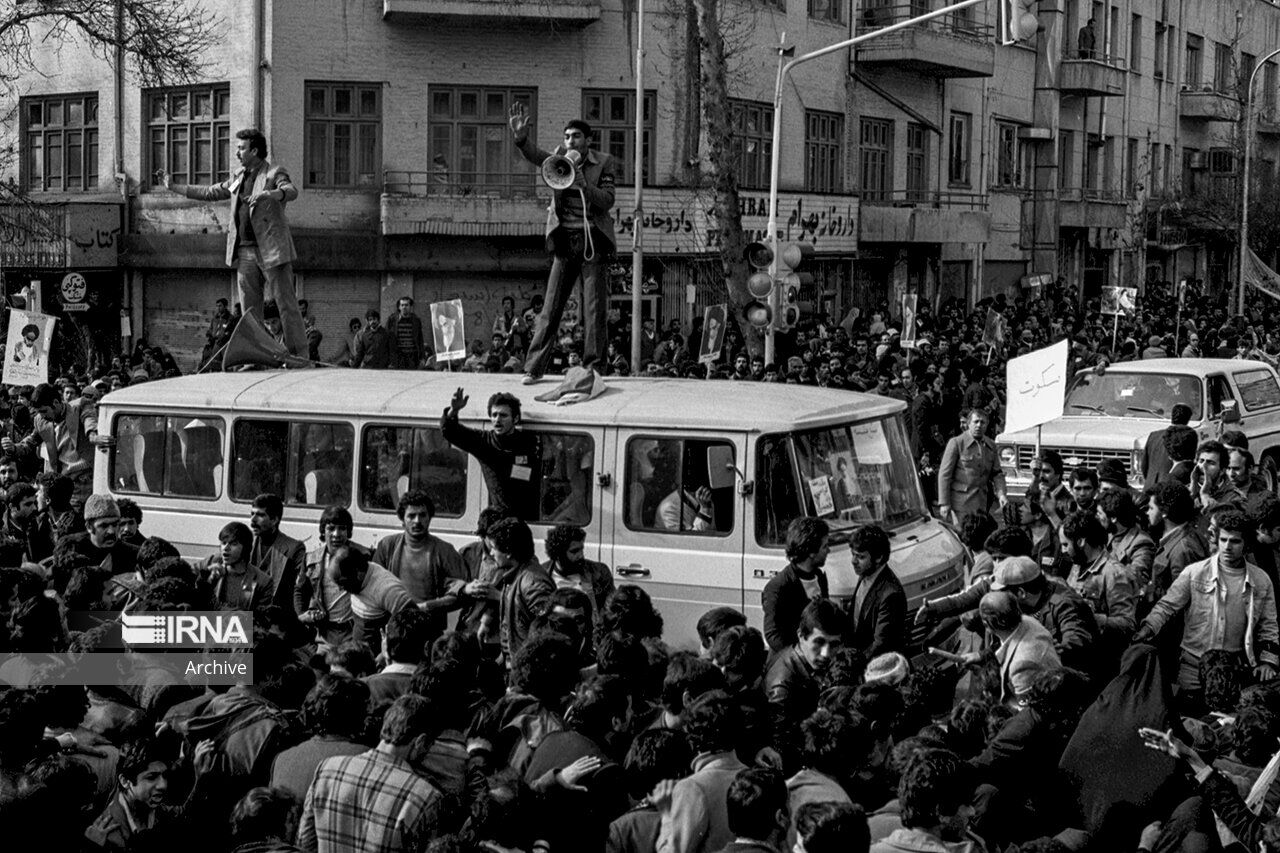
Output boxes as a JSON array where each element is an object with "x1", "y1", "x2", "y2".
[{"x1": 5, "y1": 277, "x2": 1280, "y2": 852}]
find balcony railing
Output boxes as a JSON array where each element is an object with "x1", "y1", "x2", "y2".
[
  {"x1": 859, "y1": 189, "x2": 989, "y2": 210},
  {"x1": 1059, "y1": 187, "x2": 1131, "y2": 203},
  {"x1": 384, "y1": 170, "x2": 538, "y2": 199},
  {"x1": 855, "y1": 3, "x2": 992, "y2": 42},
  {"x1": 1060, "y1": 48, "x2": 1127, "y2": 69}
]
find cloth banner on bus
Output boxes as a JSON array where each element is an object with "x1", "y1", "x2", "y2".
[
  {"x1": 900, "y1": 294, "x2": 918, "y2": 349},
  {"x1": 1243, "y1": 248, "x2": 1280, "y2": 302},
  {"x1": 699, "y1": 304, "x2": 727, "y2": 364},
  {"x1": 1004, "y1": 340, "x2": 1069, "y2": 435},
  {"x1": 430, "y1": 299, "x2": 466, "y2": 362},
  {"x1": 3, "y1": 310, "x2": 55, "y2": 386}
]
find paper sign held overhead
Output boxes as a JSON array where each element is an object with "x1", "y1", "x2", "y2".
[
  {"x1": 1004, "y1": 339, "x2": 1069, "y2": 435},
  {"x1": 3, "y1": 310, "x2": 56, "y2": 387}
]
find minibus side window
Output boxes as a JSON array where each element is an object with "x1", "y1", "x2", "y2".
[
  {"x1": 231, "y1": 419, "x2": 353, "y2": 506},
  {"x1": 623, "y1": 437, "x2": 734, "y2": 535},
  {"x1": 533, "y1": 432, "x2": 593, "y2": 525},
  {"x1": 112, "y1": 414, "x2": 225, "y2": 499},
  {"x1": 361, "y1": 426, "x2": 468, "y2": 517}
]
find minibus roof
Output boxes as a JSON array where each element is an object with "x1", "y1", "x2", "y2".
[{"x1": 101, "y1": 370, "x2": 904, "y2": 433}]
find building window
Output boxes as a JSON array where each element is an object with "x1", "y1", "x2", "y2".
[
  {"x1": 807, "y1": 0, "x2": 842, "y2": 24},
  {"x1": 948, "y1": 112, "x2": 971, "y2": 186},
  {"x1": 1166, "y1": 26, "x2": 1177, "y2": 80},
  {"x1": 994, "y1": 121, "x2": 1027, "y2": 189},
  {"x1": 21, "y1": 93, "x2": 99, "y2": 193},
  {"x1": 1130, "y1": 14, "x2": 1141, "y2": 74},
  {"x1": 1210, "y1": 148, "x2": 1235, "y2": 175},
  {"x1": 1153, "y1": 22, "x2": 1165, "y2": 79},
  {"x1": 859, "y1": 117, "x2": 892, "y2": 202},
  {"x1": 1182, "y1": 148, "x2": 1202, "y2": 196},
  {"x1": 1266, "y1": 62, "x2": 1278, "y2": 121},
  {"x1": 429, "y1": 86, "x2": 535, "y2": 197},
  {"x1": 804, "y1": 110, "x2": 843, "y2": 193},
  {"x1": 1149, "y1": 141, "x2": 1161, "y2": 192},
  {"x1": 582, "y1": 89, "x2": 656, "y2": 186},
  {"x1": 1215, "y1": 43, "x2": 1233, "y2": 93},
  {"x1": 144, "y1": 85, "x2": 230, "y2": 190},
  {"x1": 1185, "y1": 34, "x2": 1203, "y2": 88},
  {"x1": 1242, "y1": 53, "x2": 1257, "y2": 99},
  {"x1": 729, "y1": 100, "x2": 773, "y2": 190},
  {"x1": 906, "y1": 123, "x2": 928, "y2": 201},
  {"x1": 304, "y1": 82, "x2": 381, "y2": 189},
  {"x1": 1126, "y1": 137, "x2": 1140, "y2": 195},
  {"x1": 1059, "y1": 130, "x2": 1075, "y2": 189},
  {"x1": 1084, "y1": 134, "x2": 1100, "y2": 190}
]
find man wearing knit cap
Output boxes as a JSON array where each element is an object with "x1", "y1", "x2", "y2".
[
  {"x1": 4, "y1": 381, "x2": 100, "y2": 514},
  {"x1": 53, "y1": 493, "x2": 138, "y2": 576}
]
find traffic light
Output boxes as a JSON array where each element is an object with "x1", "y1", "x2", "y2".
[
  {"x1": 742, "y1": 241, "x2": 774, "y2": 329},
  {"x1": 1002, "y1": 0, "x2": 1038, "y2": 44},
  {"x1": 774, "y1": 242, "x2": 813, "y2": 332}
]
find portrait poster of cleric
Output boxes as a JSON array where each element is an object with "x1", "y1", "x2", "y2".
[
  {"x1": 3, "y1": 310, "x2": 55, "y2": 386},
  {"x1": 699, "y1": 303, "x2": 727, "y2": 363},
  {"x1": 431, "y1": 299, "x2": 467, "y2": 362}
]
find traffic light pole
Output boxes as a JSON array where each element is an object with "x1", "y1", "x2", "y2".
[{"x1": 764, "y1": 0, "x2": 989, "y2": 364}]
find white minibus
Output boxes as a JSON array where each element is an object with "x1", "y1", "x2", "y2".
[{"x1": 93, "y1": 371, "x2": 966, "y2": 650}]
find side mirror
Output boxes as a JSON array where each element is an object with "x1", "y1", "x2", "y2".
[{"x1": 1222, "y1": 400, "x2": 1241, "y2": 424}]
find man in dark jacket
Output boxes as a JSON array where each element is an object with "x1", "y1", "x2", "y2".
[
  {"x1": 441, "y1": 387, "x2": 541, "y2": 520},
  {"x1": 762, "y1": 518, "x2": 830, "y2": 657},
  {"x1": 1148, "y1": 481, "x2": 1210, "y2": 596},
  {"x1": 491, "y1": 517, "x2": 554, "y2": 662},
  {"x1": 1142, "y1": 404, "x2": 1193, "y2": 491},
  {"x1": 386, "y1": 296, "x2": 426, "y2": 369},
  {"x1": 766, "y1": 599, "x2": 844, "y2": 747},
  {"x1": 372, "y1": 490, "x2": 468, "y2": 639},
  {"x1": 844, "y1": 525, "x2": 906, "y2": 659},
  {"x1": 353, "y1": 308, "x2": 391, "y2": 369},
  {"x1": 989, "y1": 556, "x2": 1099, "y2": 674},
  {"x1": 524, "y1": 675, "x2": 632, "y2": 851},
  {"x1": 248, "y1": 493, "x2": 305, "y2": 615}
]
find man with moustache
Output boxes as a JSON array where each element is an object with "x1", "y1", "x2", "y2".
[
  {"x1": 373, "y1": 490, "x2": 469, "y2": 639},
  {"x1": 248, "y1": 493, "x2": 306, "y2": 613}
]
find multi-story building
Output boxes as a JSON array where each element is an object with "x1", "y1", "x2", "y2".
[{"x1": 2, "y1": 0, "x2": 1279, "y2": 369}]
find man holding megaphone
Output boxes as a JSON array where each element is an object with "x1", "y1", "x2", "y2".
[{"x1": 509, "y1": 103, "x2": 617, "y2": 384}]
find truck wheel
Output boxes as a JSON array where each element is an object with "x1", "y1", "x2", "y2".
[{"x1": 1264, "y1": 453, "x2": 1280, "y2": 493}]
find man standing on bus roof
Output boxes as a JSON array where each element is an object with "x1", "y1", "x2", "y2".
[
  {"x1": 938, "y1": 409, "x2": 1008, "y2": 526},
  {"x1": 441, "y1": 387, "x2": 541, "y2": 520}
]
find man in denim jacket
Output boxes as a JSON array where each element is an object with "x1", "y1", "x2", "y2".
[{"x1": 1135, "y1": 509, "x2": 1279, "y2": 702}]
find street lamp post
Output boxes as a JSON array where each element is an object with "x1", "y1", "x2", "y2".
[
  {"x1": 1237, "y1": 46, "x2": 1280, "y2": 316},
  {"x1": 763, "y1": 0, "x2": 987, "y2": 363}
]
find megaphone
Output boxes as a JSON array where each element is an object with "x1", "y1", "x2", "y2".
[
  {"x1": 221, "y1": 309, "x2": 315, "y2": 371},
  {"x1": 541, "y1": 149, "x2": 582, "y2": 190}
]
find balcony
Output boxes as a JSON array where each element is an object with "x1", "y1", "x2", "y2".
[
  {"x1": 1179, "y1": 87, "x2": 1241, "y2": 122},
  {"x1": 1057, "y1": 53, "x2": 1127, "y2": 97},
  {"x1": 382, "y1": 0, "x2": 601, "y2": 26},
  {"x1": 1056, "y1": 187, "x2": 1130, "y2": 230},
  {"x1": 859, "y1": 191, "x2": 990, "y2": 243},
  {"x1": 854, "y1": 4, "x2": 995, "y2": 78}
]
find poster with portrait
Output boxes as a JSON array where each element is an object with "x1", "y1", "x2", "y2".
[
  {"x1": 430, "y1": 299, "x2": 466, "y2": 362},
  {"x1": 698, "y1": 303, "x2": 727, "y2": 364},
  {"x1": 900, "y1": 293, "x2": 918, "y2": 349},
  {"x1": 3, "y1": 310, "x2": 55, "y2": 386},
  {"x1": 1100, "y1": 285, "x2": 1137, "y2": 316}
]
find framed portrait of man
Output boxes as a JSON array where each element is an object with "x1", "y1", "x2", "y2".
[
  {"x1": 431, "y1": 299, "x2": 466, "y2": 362},
  {"x1": 698, "y1": 303, "x2": 727, "y2": 364}
]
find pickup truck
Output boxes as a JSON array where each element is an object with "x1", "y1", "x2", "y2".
[{"x1": 996, "y1": 358, "x2": 1280, "y2": 496}]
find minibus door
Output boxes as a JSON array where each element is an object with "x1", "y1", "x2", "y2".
[{"x1": 605, "y1": 427, "x2": 748, "y2": 651}]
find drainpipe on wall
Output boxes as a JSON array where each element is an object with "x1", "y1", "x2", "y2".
[
  {"x1": 114, "y1": 0, "x2": 133, "y2": 361},
  {"x1": 253, "y1": 0, "x2": 266, "y2": 129}
]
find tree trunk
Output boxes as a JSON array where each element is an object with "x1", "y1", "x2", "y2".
[
  {"x1": 695, "y1": 0, "x2": 762, "y2": 357},
  {"x1": 680, "y1": 0, "x2": 701, "y2": 182}
]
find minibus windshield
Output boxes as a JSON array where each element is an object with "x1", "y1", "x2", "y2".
[{"x1": 756, "y1": 415, "x2": 927, "y2": 546}]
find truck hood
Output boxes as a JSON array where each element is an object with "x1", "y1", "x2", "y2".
[{"x1": 997, "y1": 415, "x2": 1162, "y2": 449}]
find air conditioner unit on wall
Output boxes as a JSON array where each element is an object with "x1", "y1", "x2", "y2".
[{"x1": 1189, "y1": 153, "x2": 1208, "y2": 170}]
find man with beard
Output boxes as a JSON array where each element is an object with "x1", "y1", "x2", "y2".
[
  {"x1": 1147, "y1": 481, "x2": 1209, "y2": 599},
  {"x1": 1192, "y1": 440, "x2": 1239, "y2": 528},
  {"x1": 1227, "y1": 448, "x2": 1270, "y2": 518},
  {"x1": 442, "y1": 387, "x2": 541, "y2": 520},
  {"x1": 1032, "y1": 450, "x2": 1074, "y2": 528},
  {"x1": 54, "y1": 493, "x2": 137, "y2": 576},
  {"x1": 1099, "y1": 490, "x2": 1156, "y2": 594},
  {"x1": 373, "y1": 490, "x2": 467, "y2": 640},
  {"x1": 762, "y1": 518, "x2": 831, "y2": 657},
  {"x1": 0, "y1": 456, "x2": 21, "y2": 492},
  {"x1": 248, "y1": 493, "x2": 305, "y2": 613},
  {"x1": 2, "y1": 482, "x2": 53, "y2": 564},
  {"x1": 1060, "y1": 510, "x2": 1137, "y2": 654},
  {"x1": 544, "y1": 523, "x2": 614, "y2": 626}
]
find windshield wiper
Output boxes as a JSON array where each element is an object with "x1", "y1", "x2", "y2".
[
  {"x1": 1126, "y1": 405, "x2": 1163, "y2": 416},
  {"x1": 1070, "y1": 403, "x2": 1107, "y2": 414}
]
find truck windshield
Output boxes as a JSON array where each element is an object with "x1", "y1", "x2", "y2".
[
  {"x1": 1064, "y1": 370, "x2": 1202, "y2": 420},
  {"x1": 756, "y1": 416, "x2": 927, "y2": 546}
]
